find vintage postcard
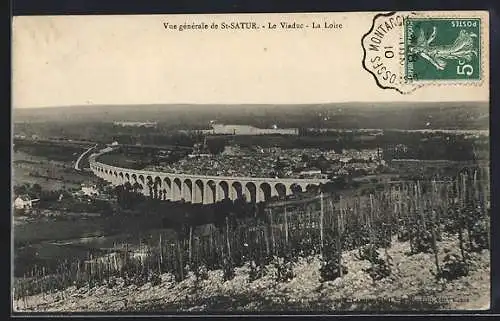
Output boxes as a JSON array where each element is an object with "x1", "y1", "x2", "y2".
[{"x1": 12, "y1": 11, "x2": 490, "y2": 313}]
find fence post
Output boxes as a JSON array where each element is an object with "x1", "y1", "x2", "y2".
[
  {"x1": 320, "y1": 191, "x2": 324, "y2": 250},
  {"x1": 369, "y1": 194, "x2": 375, "y2": 244},
  {"x1": 177, "y1": 238, "x2": 184, "y2": 281},
  {"x1": 284, "y1": 206, "x2": 289, "y2": 245},
  {"x1": 226, "y1": 216, "x2": 231, "y2": 258},
  {"x1": 333, "y1": 198, "x2": 342, "y2": 277},
  {"x1": 417, "y1": 181, "x2": 427, "y2": 230},
  {"x1": 263, "y1": 224, "x2": 270, "y2": 256},
  {"x1": 430, "y1": 209, "x2": 441, "y2": 277},
  {"x1": 269, "y1": 208, "x2": 276, "y2": 255},
  {"x1": 189, "y1": 226, "x2": 193, "y2": 263}
]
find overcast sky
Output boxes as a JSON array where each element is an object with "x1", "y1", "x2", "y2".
[{"x1": 12, "y1": 14, "x2": 489, "y2": 109}]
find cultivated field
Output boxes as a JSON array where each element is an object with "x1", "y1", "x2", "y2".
[
  {"x1": 13, "y1": 149, "x2": 97, "y2": 191},
  {"x1": 13, "y1": 168, "x2": 490, "y2": 312}
]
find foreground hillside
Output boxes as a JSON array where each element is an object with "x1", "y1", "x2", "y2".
[{"x1": 14, "y1": 235, "x2": 489, "y2": 313}]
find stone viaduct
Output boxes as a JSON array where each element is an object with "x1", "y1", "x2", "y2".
[{"x1": 89, "y1": 149, "x2": 328, "y2": 204}]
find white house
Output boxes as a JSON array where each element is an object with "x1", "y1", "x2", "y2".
[
  {"x1": 14, "y1": 195, "x2": 40, "y2": 210},
  {"x1": 339, "y1": 157, "x2": 353, "y2": 164},
  {"x1": 81, "y1": 184, "x2": 100, "y2": 197},
  {"x1": 336, "y1": 168, "x2": 350, "y2": 176},
  {"x1": 300, "y1": 169, "x2": 322, "y2": 176}
]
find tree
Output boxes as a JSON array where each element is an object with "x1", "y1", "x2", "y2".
[
  {"x1": 312, "y1": 155, "x2": 330, "y2": 172},
  {"x1": 214, "y1": 199, "x2": 233, "y2": 230},
  {"x1": 14, "y1": 184, "x2": 29, "y2": 196},
  {"x1": 206, "y1": 138, "x2": 227, "y2": 155},
  {"x1": 132, "y1": 182, "x2": 142, "y2": 193},
  {"x1": 153, "y1": 185, "x2": 158, "y2": 199},
  {"x1": 123, "y1": 182, "x2": 133, "y2": 192},
  {"x1": 147, "y1": 181, "x2": 154, "y2": 198},
  {"x1": 233, "y1": 197, "x2": 248, "y2": 219},
  {"x1": 31, "y1": 183, "x2": 42, "y2": 198}
]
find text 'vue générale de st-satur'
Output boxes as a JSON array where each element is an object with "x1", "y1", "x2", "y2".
[{"x1": 163, "y1": 21, "x2": 344, "y2": 32}]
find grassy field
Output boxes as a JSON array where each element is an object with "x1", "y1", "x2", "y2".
[{"x1": 13, "y1": 151, "x2": 98, "y2": 191}]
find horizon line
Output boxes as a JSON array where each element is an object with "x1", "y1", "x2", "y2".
[{"x1": 13, "y1": 101, "x2": 489, "y2": 110}]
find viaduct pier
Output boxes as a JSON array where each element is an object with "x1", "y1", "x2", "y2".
[{"x1": 89, "y1": 148, "x2": 328, "y2": 204}]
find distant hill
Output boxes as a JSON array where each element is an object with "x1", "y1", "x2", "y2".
[{"x1": 13, "y1": 101, "x2": 489, "y2": 130}]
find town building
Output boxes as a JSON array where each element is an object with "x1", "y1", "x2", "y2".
[
  {"x1": 299, "y1": 169, "x2": 323, "y2": 178},
  {"x1": 201, "y1": 124, "x2": 299, "y2": 136},
  {"x1": 14, "y1": 195, "x2": 40, "y2": 210},
  {"x1": 113, "y1": 121, "x2": 157, "y2": 128}
]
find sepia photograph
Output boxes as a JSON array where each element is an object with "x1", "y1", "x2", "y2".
[{"x1": 11, "y1": 12, "x2": 490, "y2": 313}]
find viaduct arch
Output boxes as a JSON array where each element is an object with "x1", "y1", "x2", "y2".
[{"x1": 89, "y1": 149, "x2": 328, "y2": 204}]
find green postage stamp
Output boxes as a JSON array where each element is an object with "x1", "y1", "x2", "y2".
[
  {"x1": 362, "y1": 12, "x2": 486, "y2": 94},
  {"x1": 405, "y1": 18, "x2": 481, "y2": 81}
]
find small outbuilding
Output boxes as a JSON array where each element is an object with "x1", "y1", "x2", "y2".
[{"x1": 14, "y1": 195, "x2": 40, "y2": 210}]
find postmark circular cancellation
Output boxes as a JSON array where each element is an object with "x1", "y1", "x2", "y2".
[{"x1": 362, "y1": 11, "x2": 485, "y2": 94}]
